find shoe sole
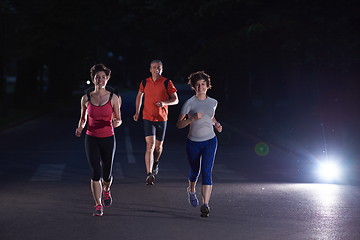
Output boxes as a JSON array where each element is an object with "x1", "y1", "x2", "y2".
[
  {"x1": 201, "y1": 212, "x2": 209, "y2": 217},
  {"x1": 93, "y1": 210, "x2": 103, "y2": 216}
]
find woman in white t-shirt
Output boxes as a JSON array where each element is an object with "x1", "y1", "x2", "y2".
[{"x1": 176, "y1": 71, "x2": 222, "y2": 217}]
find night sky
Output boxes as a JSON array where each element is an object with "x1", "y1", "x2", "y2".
[{"x1": 1, "y1": 0, "x2": 360, "y2": 166}]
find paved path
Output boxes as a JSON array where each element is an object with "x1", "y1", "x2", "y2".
[{"x1": 0, "y1": 93, "x2": 359, "y2": 240}]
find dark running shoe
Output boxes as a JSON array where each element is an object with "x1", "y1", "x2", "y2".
[
  {"x1": 93, "y1": 205, "x2": 103, "y2": 216},
  {"x1": 152, "y1": 164, "x2": 159, "y2": 176},
  {"x1": 187, "y1": 187, "x2": 199, "y2": 207},
  {"x1": 103, "y1": 190, "x2": 112, "y2": 207},
  {"x1": 146, "y1": 173, "x2": 155, "y2": 185},
  {"x1": 200, "y1": 204, "x2": 210, "y2": 218}
]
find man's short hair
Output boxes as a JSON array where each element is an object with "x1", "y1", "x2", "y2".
[{"x1": 150, "y1": 59, "x2": 163, "y2": 66}]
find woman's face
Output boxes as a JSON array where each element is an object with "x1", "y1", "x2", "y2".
[
  {"x1": 194, "y1": 79, "x2": 208, "y2": 94},
  {"x1": 93, "y1": 71, "x2": 109, "y2": 88}
]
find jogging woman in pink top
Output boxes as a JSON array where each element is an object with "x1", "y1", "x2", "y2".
[{"x1": 75, "y1": 64, "x2": 122, "y2": 216}]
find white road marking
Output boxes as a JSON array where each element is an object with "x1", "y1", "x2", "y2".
[
  {"x1": 152, "y1": 163, "x2": 247, "y2": 181},
  {"x1": 30, "y1": 164, "x2": 65, "y2": 181},
  {"x1": 125, "y1": 127, "x2": 136, "y2": 164},
  {"x1": 113, "y1": 162, "x2": 124, "y2": 179},
  {"x1": 213, "y1": 163, "x2": 247, "y2": 181},
  {"x1": 152, "y1": 163, "x2": 186, "y2": 180}
]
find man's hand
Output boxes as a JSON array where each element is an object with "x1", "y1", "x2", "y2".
[
  {"x1": 133, "y1": 113, "x2": 139, "y2": 122},
  {"x1": 155, "y1": 101, "x2": 165, "y2": 107}
]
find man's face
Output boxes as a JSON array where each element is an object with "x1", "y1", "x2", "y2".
[{"x1": 150, "y1": 62, "x2": 163, "y2": 76}]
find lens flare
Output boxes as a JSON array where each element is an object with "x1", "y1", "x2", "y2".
[
  {"x1": 318, "y1": 161, "x2": 341, "y2": 182},
  {"x1": 255, "y1": 142, "x2": 269, "y2": 156}
]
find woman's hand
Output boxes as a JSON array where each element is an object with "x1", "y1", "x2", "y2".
[
  {"x1": 75, "y1": 127, "x2": 83, "y2": 137},
  {"x1": 214, "y1": 122, "x2": 222, "y2": 133},
  {"x1": 113, "y1": 118, "x2": 122, "y2": 128},
  {"x1": 191, "y1": 112, "x2": 202, "y2": 121},
  {"x1": 176, "y1": 113, "x2": 202, "y2": 129}
]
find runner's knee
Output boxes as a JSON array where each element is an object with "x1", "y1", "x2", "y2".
[
  {"x1": 91, "y1": 174, "x2": 101, "y2": 182},
  {"x1": 202, "y1": 174, "x2": 212, "y2": 185},
  {"x1": 188, "y1": 168, "x2": 200, "y2": 183},
  {"x1": 155, "y1": 145, "x2": 163, "y2": 153}
]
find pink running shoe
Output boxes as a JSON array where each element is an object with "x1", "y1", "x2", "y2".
[
  {"x1": 93, "y1": 205, "x2": 103, "y2": 216},
  {"x1": 103, "y1": 190, "x2": 112, "y2": 207}
]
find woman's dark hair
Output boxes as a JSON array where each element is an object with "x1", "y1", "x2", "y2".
[
  {"x1": 187, "y1": 71, "x2": 212, "y2": 89},
  {"x1": 90, "y1": 64, "x2": 111, "y2": 80}
]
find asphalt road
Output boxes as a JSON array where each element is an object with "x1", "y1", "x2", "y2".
[{"x1": 0, "y1": 91, "x2": 359, "y2": 240}]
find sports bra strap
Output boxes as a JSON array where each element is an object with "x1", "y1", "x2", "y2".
[{"x1": 86, "y1": 86, "x2": 114, "y2": 101}]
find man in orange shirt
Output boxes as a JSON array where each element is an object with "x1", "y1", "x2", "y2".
[{"x1": 133, "y1": 60, "x2": 179, "y2": 185}]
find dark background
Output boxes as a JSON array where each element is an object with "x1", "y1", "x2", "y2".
[{"x1": 1, "y1": 0, "x2": 360, "y2": 180}]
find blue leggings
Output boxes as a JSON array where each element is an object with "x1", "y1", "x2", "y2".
[{"x1": 186, "y1": 137, "x2": 218, "y2": 185}]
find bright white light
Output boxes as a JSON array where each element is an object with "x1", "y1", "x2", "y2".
[
  {"x1": 318, "y1": 161, "x2": 341, "y2": 182},
  {"x1": 86, "y1": 80, "x2": 91, "y2": 85}
]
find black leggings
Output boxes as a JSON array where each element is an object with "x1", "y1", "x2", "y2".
[{"x1": 85, "y1": 134, "x2": 116, "y2": 182}]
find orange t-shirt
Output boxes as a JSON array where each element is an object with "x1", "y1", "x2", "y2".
[{"x1": 139, "y1": 76, "x2": 177, "y2": 121}]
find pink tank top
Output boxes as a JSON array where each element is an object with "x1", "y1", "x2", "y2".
[{"x1": 86, "y1": 100, "x2": 114, "y2": 138}]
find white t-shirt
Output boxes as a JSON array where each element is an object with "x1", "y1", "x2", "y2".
[{"x1": 180, "y1": 95, "x2": 218, "y2": 142}]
